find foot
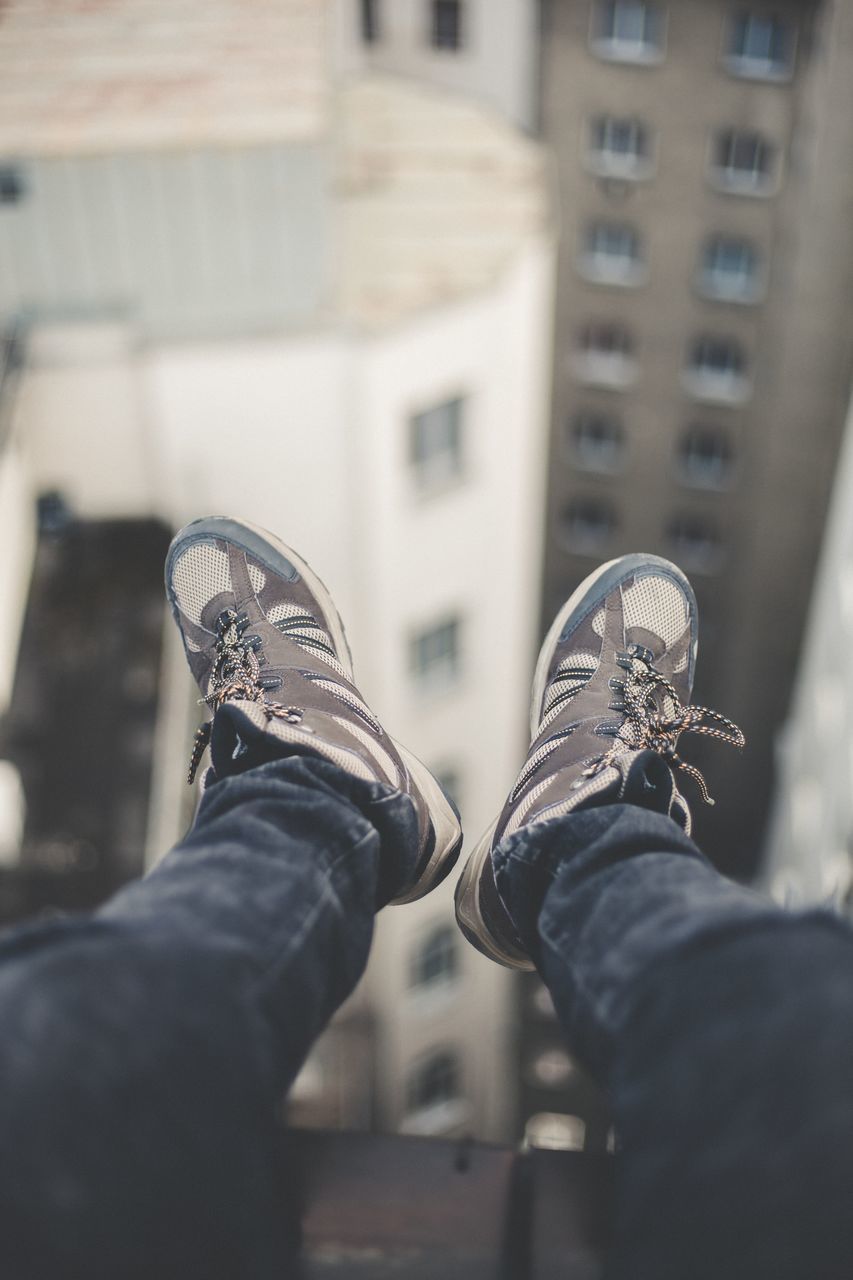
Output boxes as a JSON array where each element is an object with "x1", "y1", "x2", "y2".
[
  {"x1": 165, "y1": 516, "x2": 462, "y2": 904},
  {"x1": 455, "y1": 553, "x2": 744, "y2": 969}
]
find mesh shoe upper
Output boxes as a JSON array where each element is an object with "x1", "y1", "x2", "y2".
[
  {"x1": 502, "y1": 556, "x2": 698, "y2": 841},
  {"x1": 455, "y1": 553, "x2": 745, "y2": 969},
  {"x1": 165, "y1": 517, "x2": 462, "y2": 904}
]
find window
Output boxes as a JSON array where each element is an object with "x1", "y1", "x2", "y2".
[
  {"x1": 432, "y1": 0, "x2": 463, "y2": 50},
  {"x1": 410, "y1": 925, "x2": 458, "y2": 989},
  {"x1": 409, "y1": 396, "x2": 464, "y2": 489},
  {"x1": 725, "y1": 12, "x2": 793, "y2": 78},
  {"x1": 666, "y1": 514, "x2": 724, "y2": 572},
  {"x1": 587, "y1": 115, "x2": 653, "y2": 179},
  {"x1": 360, "y1": 0, "x2": 380, "y2": 43},
  {"x1": 0, "y1": 166, "x2": 24, "y2": 205},
  {"x1": 567, "y1": 410, "x2": 625, "y2": 472},
  {"x1": 710, "y1": 129, "x2": 777, "y2": 193},
  {"x1": 699, "y1": 235, "x2": 761, "y2": 302},
  {"x1": 407, "y1": 1050, "x2": 460, "y2": 1112},
  {"x1": 684, "y1": 335, "x2": 750, "y2": 403},
  {"x1": 579, "y1": 220, "x2": 645, "y2": 285},
  {"x1": 410, "y1": 615, "x2": 461, "y2": 688},
  {"x1": 574, "y1": 322, "x2": 637, "y2": 387},
  {"x1": 678, "y1": 424, "x2": 735, "y2": 489},
  {"x1": 560, "y1": 497, "x2": 618, "y2": 555},
  {"x1": 591, "y1": 0, "x2": 665, "y2": 63}
]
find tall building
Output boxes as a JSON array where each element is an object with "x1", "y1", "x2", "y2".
[
  {"x1": 334, "y1": 0, "x2": 539, "y2": 129},
  {"x1": 538, "y1": 0, "x2": 853, "y2": 883},
  {"x1": 763, "y1": 378, "x2": 853, "y2": 912},
  {"x1": 0, "y1": 0, "x2": 554, "y2": 1142}
]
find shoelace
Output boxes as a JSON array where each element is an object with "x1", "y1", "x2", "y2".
[
  {"x1": 583, "y1": 644, "x2": 745, "y2": 804},
  {"x1": 187, "y1": 609, "x2": 305, "y2": 784},
  {"x1": 186, "y1": 608, "x2": 381, "y2": 784}
]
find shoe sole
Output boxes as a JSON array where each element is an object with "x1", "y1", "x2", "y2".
[
  {"x1": 455, "y1": 552, "x2": 698, "y2": 969},
  {"x1": 166, "y1": 516, "x2": 462, "y2": 905}
]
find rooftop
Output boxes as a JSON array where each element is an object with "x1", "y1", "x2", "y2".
[{"x1": 0, "y1": 0, "x2": 330, "y2": 155}]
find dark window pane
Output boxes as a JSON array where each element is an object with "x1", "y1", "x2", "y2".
[
  {"x1": 560, "y1": 497, "x2": 618, "y2": 554},
  {"x1": 678, "y1": 425, "x2": 735, "y2": 489},
  {"x1": 597, "y1": 0, "x2": 662, "y2": 48},
  {"x1": 701, "y1": 236, "x2": 759, "y2": 299},
  {"x1": 568, "y1": 411, "x2": 625, "y2": 472},
  {"x1": 410, "y1": 925, "x2": 458, "y2": 988},
  {"x1": 360, "y1": 0, "x2": 379, "y2": 43},
  {"x1": 0, "y1": 166, "x2": 24, "y2": 204},
  {"x1": 408, "y1": 1051, "x2": 459, "y2": 1111},
  {"x1": 410, "y1": 616, "x2": 461, "y2": 684},
  {"x1": 690, "y1": 336, "x2": 745, "y2": 376},
  {"x1": 409, "y1": 397, "x2": 464, "y2": 486},
  {"x1": 729, "y1": 12, "x2": 792, "y2": 70},
  {"x1": 580, "y1": 323, "x2": 633, "y2": 355},
  {"x1": 667, "y1": 514, "x2": 724, "y2": 571},
  {"x1": 432, "y1": 0, "x2": 463, "y2": 50}
]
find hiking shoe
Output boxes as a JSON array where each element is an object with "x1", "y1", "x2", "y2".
[
  {"x1": 455, "y1": 553, "x2": 745, "y2": 969},
  {"x1": 165, "y1": 517, "x2": 462, "y2": 904}
]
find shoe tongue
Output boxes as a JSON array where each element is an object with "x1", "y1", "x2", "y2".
[{"x1": 616, "y1": 749, "x2": 677, "y2": 814}]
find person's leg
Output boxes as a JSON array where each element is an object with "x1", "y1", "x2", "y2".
[
  {"x1": 498, "y1": 800, "x2": 853, "y2": 1280},
  {"x1": 0, "y1": 518, "x2": 462, "y2": 1280},
  {"x1": 0, "y1": 754, "x2": 410, "y2": 1280},
  {"x1": 456, "y1": 552, "x2": 853, "y2": 1279}
]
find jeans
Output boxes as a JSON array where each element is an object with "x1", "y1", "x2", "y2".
[{"x1": 0, "y1": 753, "x2": 852, "y2": 1279}]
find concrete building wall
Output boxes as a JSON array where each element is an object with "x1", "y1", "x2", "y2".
[
  {"x1": 352, "y1": 240, "x2": 553, "y2": 1137},
  {"x1": 0, "y1": 423, "x2": 36, "y2": 718},
  {"x1": 538, "y1": 0, "x2": 853, "y2": 878},
  {"x1": 8, "y1": 231, "x2": 554, "y2": 1141},
  {"x1": 0, "y1": 146, "x2": 331, "y2": 340},
  {"x1": 333, "y1": 0, "x2": 539, "y2": 129},
  {"x1": 763, "y1": 383, "x2": 853, "y2": 910}
]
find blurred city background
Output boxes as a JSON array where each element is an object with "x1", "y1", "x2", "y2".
[{"x1": 1, "y1": 0, "x2": 852, "y2": 1154}]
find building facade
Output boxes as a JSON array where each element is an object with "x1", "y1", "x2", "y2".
[
  {"x1": 538, "y1": 0, "x2": 853, "y2": 884},
  {"x1": 334, "y1": 0, "x2": 540, "y2": 129},
  {"x1": 0, "y1": 0, "x2": 554, "y2": 1142},
  {"x1": 763, "y1": 382, "x2": 853, "y2": 912}
]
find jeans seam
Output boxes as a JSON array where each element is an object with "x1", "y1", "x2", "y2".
[{"x1": 253, "y1": 826, "x2": 377, "y2": 983}]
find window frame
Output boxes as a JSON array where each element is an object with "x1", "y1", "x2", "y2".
[
  {"x1": 708, "y1": 127, "x2": 779, "y2": 196},
  {"x1": 666, "y1": 513, "x2": 725, "y2": 573},
  {"x1": 406, "y1": 1048, "x2": 461, "y2": 1114},
  {"x1": 697, "y1": 234, "x2": 763, "y2": 303},
  {"x1": 408, "y1": 394, "x2": 466, "y2": 493},
  {"x1": 0, "y1": 165, "x2": 25, "y2": 205},
  {"x1": 722, "y1": 10, "x2": 796, "y2": 82},
  {"x1": 566, "y1": 408, "x2": 627, "y2": 473},
  {"x1": 584, "y1": 114, "x2": 655, "y2": 181},
  {"x1": 578, "y1": 219, "x2": 646, "y2": 287},
  {"x1": 559, "y1": 496, "x2": 619, "y2": 556},
  {"x1": 431, "y1": 0, "x2": 465, "y2": 51},
  {"x1": 409, "y1": 614, "x2": 462, "y2": 692},
  {"x1": 589, "y1": 0, "x2": 667, "y2": 65},
  {"x1": 682, "y1": 334, "x2": 751, "y2": 404},
  {"x1": 360, "y1": 0, "x2": 380, "y2": 44},
  {"x1": 677, "y1": 423, "x2": 736, "y2": 491},
  {"x1": 573, "y1": 321, "x2": 638, "y2": 389},
  {"x1": 409, "y1": 923, "x2": 459, "y2": 991}
]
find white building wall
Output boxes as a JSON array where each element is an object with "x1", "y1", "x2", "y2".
[
  {"x1": 333, "y1": 0, "x2": 538, "y2": 130},
  {"x1": 763, "y1": 387, "x2": 853, "y2": 909},
  {"x1": 11, "y1": 233, "x2": 553, "y2": 1140},
  {"x1": 353, "y1": 240, "x2": 553, "y2": 1138},
  {"x1": 0, "y1": 429, "x2": 36, "y2": 717}
]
